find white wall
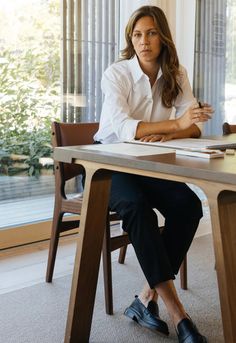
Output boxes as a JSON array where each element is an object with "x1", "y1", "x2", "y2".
[{"x1": 175, "y1": 0, "x2": 196, "y2": 85}]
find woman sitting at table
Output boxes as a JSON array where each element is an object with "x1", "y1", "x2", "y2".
[{"x1": 94, "y1": 5, "x2": 213, "y2": 343}]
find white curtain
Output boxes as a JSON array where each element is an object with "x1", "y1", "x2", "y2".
[
  {"x1": 61, "y1": 0, "x2": 120, "y2": 123},
  {"x1": 193, "y1": 0, "x2": 227, "y2": 135}
]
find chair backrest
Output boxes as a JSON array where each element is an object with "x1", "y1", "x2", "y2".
[
  {"x1": 222, "y1": 122, "x2": 236, "y2": 135},
  {"x1": 52, "y1": 121, "x2": 99, "y2": 181}
]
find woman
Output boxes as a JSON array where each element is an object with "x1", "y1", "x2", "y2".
[{"x1": 94, "y1": 6, "x2": 213, "y2": 343}]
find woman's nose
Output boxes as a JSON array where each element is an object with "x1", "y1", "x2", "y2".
[{"x1": 140, "y1": 33, "x2": 149, "y2": 45}]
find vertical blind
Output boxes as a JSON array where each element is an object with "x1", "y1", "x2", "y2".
[
  {"x1": 61, "y1": 0, "x2": 120, "y2": 123},
  {"x1": 193, "y1": 0, "x2": 227, "y2": 135}
]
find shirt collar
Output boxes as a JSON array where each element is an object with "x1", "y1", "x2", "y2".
[{"x1": 128, "y1": 55, "x2": 163, "y2": 84}]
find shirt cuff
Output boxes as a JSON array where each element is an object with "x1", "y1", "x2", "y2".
[{"x1": 119, "y1": 119, "x2": 141, "y2": 141}]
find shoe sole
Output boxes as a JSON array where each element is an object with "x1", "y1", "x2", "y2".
[{"x1": 124, "y1": 307, "x2": 169, "y2": 336}]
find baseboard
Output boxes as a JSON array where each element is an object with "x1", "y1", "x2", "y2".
[{"x1": 0, "y1": 216, "x2": 79, "y2": 250}]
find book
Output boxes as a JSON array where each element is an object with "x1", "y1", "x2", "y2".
[{"x1": 126, "y1": 139, "x2": 226, "y2": 159}]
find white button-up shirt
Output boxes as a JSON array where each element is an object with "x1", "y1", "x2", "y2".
[{"x1": 94, "y1": 55, "x2": 199, "y2": 143}]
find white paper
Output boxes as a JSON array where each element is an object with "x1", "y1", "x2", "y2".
[
  {"x1": 80, "y1": 143, "x2": 175, "y2": 157},
  {"x1": 128, "y1": 138, "x2": 236, "y2": 151}
]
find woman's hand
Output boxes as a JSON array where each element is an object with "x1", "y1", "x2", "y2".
[
  {"x1": 135, "y1": 103, "x2": 213, "y2": 140},
  {"x1": 176, "y1": 103, "x2": 214, "y2": 131},
  {"x1": 140, "y1": 133, "x2": 174, "y2": 142}
]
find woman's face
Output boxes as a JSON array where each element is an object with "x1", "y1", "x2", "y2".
[{"x1": 131, "y1": 16, "x2": 162, "y2": 65}]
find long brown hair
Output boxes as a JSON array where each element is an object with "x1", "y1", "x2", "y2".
[{"x1": 121, "y1": 6, "x2": 182, "y2": 108}]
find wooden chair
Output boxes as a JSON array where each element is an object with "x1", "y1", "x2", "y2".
[
  {"x1": 46, "y1": 121, "x2": 130, "y2": 315},
  {"x1": 46, "y1": 121, "x2": 188, "y2": 315},
  {"x1": 222, "y1": 122, "x2": 236, "y2": 135}
]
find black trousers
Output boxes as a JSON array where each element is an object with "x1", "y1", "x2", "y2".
[{"x1": 108, "y1": 172, "x2": 203, "y2": 289}]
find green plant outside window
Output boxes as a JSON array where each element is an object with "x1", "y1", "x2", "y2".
[{"x1": 0, "y1": 0, "x2": 60, "y2": 177}]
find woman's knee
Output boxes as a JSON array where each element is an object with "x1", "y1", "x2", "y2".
[
  {"x1": 119, "y1": 198, "x2": 157, "y2": 234},
  {"x1": 119, "y1": 196, "x2": 150, "y2": 219},
  {"x1": 188, "y1": 192, "x2": 203, "y2": 220},
  {"x1": 175, "y1": 187, "x2": 203, "y2": 219}
]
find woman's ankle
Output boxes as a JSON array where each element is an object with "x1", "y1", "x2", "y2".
[
  {"x1": 138, "y1": 289, "x2": 156, "y2": 307},
  {"x1": 172, "y1": 312, "x2": 188, "y2": 330}
]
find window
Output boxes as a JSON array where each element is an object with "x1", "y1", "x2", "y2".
[
  {"x1": 0, "y1": 0, "x2": 60, "y2": 235},
  {"x1": 193, "y1": 0, "x2": 236, "y2": 134},
  {"x1": 0, "y1": 0, "x2": 121, "y2": 248}
]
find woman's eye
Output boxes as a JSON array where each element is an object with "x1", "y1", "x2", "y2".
[{"x1": 148, "y1": 31, "x2": 157, "y2": 36}]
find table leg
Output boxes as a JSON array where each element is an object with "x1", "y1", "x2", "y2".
[
  {"x1": 64, "y1": 168, "x2": 112, "y2": 343},
  {"x1": 209, "y1": 190, "x2": 236, "y2": 342}
]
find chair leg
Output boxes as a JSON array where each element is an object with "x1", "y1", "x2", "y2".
[
  {"x1": 102, "y1": 218, "x2": 113, "y2": 315},
  {"x1": 118, "y1": 230, "x2": 128, "y2": 264},
  {"x1": 118, "y1": 245, "x2": 127, "y2": 264},
  {"x1": 180, "y1": 255, "x2": 187, "y2": 290},
  {"x1": 46, "y1": 212, "x2": 63, "y2": 283}
]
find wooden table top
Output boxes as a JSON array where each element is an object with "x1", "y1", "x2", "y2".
[{"x1": 54, "y1": 142, "x2": 236, "y2": 186}]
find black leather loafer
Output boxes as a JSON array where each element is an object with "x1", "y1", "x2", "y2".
[
  {"x1": 124, "y1": 295, "x2": 169, "y2": 336},
  {"x1": 177, "y1": 318, "x2": 207, "y2": 343}
]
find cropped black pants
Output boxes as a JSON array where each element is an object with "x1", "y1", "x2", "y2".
[{"x1": 108, "y1": 172, "x2": 203, "y2": 289}]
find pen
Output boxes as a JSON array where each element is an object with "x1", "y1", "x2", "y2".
[{"x1": 198, "y1": 101, "x2": 202, "y2": 108}]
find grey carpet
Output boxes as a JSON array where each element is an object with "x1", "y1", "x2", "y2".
[{"x1": 0, "y1": 235, "x2": 223, "y2": 342}]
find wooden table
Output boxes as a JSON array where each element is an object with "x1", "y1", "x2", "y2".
[{"x1": 54, "y1": 141, "x2": 236, "y2": 343}]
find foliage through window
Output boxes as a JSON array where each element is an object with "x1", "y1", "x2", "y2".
[{"x1": 0, "y1": 0, "x2": 60, "y2": 177}]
